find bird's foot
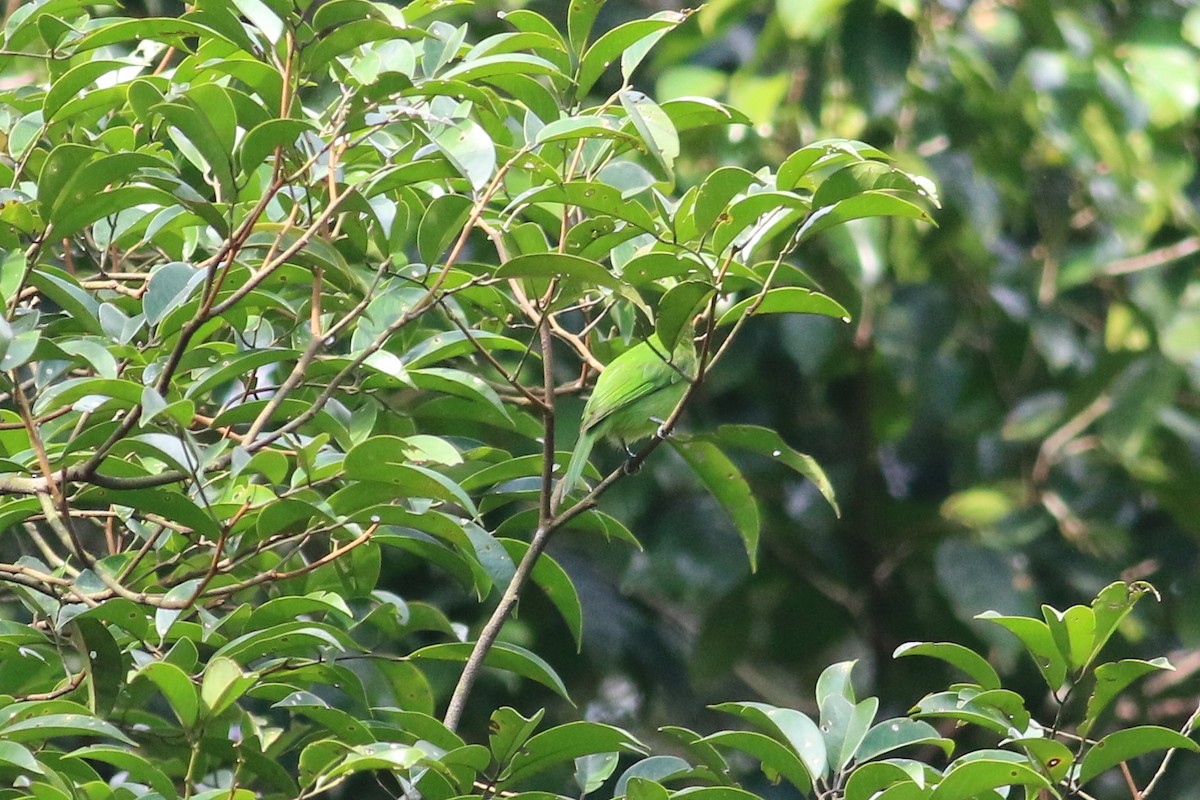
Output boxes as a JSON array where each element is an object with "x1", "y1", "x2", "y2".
[{"x1": 652, "y1": 417, "x2": 672, "y2": 439}]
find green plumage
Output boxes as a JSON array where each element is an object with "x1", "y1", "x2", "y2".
[{"x1": 554, "y1": 333, "x2": 697, "y2": 506}]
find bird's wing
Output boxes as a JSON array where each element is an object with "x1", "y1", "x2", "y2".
[{"x1": 581, "y1": 339, "x2": 683, "y2": 432}]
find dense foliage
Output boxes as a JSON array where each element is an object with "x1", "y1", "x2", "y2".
[{"x1": 0, "y1": 0, "x2": 1196, "y2": 799}]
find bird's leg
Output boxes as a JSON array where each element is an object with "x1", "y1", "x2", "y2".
[{"x1": 619, "y1": 439, "x2": 644, "y2": 474}]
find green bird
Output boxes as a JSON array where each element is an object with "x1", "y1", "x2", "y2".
[{"x1": 554, "y1": 331, "x2": 697, "y2": 507}]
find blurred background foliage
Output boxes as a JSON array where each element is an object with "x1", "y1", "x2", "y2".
[
  {"x1": 3, "y1": 0, "x2": 1196, "y2": 794},
  {"x1": 427, "y1": 0, "x2": 1200, "y2": 776}
]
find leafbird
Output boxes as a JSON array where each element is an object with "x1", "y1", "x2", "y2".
[{"x1": 553, "y1": 331, "x2": 697, "y2": 508}]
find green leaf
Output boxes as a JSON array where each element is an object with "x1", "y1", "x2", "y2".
[
  {"x1": 343, "y1": 436, "x2": 478, "y2": 516},
  {"x1": 499, "y1": 539, "x2": 583, "y2": 650},
  {"x1": 843, "y1": 762, "x2": 921, "y2": 800},
  {"x1": 716, "y1": 287, "x2": 849, "y2": 327},
  {"x1": 1078, "y1": 726, "x2": 1199, "y2": 785},
  {"x1": 669, "y1": 439, "x2": 760, "y2": 570},
  {"x1": 418, "y1": 192, "x2": 473, "y2": 265},
  {"x1": 709, "y1": 424, "x2": 839, "y2": 516},
  {"x1": 699, "y1": 730, "x2": 813, "y2": 794},
  {"x1": 72, "y1": 619, "x2": 122, "y2": 717},
  {"x1": 975, "y1": 611, "x2": 1067, "y2": 690},
  {"x1": 536, "y1": 116, "x2": 641, "y2": 147},
  {"x1": 490, "y1": 706, "x2": 546, "y2": 766},
  {"x1": 656, "y1": 281, "x2": 712, "y2": 351},
  {"x1": 620, "y1": 89, "x2": 678, "y2": 177},
  {"x1": 200, "y1": 656, "x2": 257, "y2": 717},
  {"x1": 28, "y1": 266, "x2": 102, "y2": 335},
  {"x1": 502, "y1": 721, "x2": 647, "y2": 785},
  {"x1": 575, "y1": 752, "x2": 620, "y2": 795},
  {"x1": 135, "y1": 661, "x2": 200, "y2": 728},
  {"x1": 815, "y1": 660, "x2": 857, "y2": 705},
  {"x1": 927, "y1": 759, "x2": 1051, "y2": 800},
  {"x1": 1080, "y1": 658, "x2": 1173, "y2": 736},
  {"x1": 820, "y1": 694, "x2": 878, "y2": 771},
  {"x1": 1007, "y1": 737, "x2": 1073, "y2": 782},
  {"x1": 1043, "y1": 602, "x2": 1095, "y2": 673},
  {"x1": 65, "y1": 745, "x2": 178, "y2": 800},
  {"x1": 0, "y1": 741, "x2": 41, "y2": 775},
  {"x1": 496, "y1": 252, "x2": 625, "y2": 290},
  {"x1": 694, "y1": 166, "x2": 763, "y2": 234},
  {"x1": 410, "y1": 640, "x2": 569, "y2": 699},
  {"x1": 0, "y1": 713, "x2": 135, "y2": 745},
  {"x1": 144, "y1": 261, "x2": 205, "y2": 326},
  {"x1": 238, "y1": 118, "x2": 317, "y2": 177},
  {"x1": 892, "y1": 642, "x2": 1002, "y2": 690},
  {"x1": 711, "y1": 702, "x2": 826, "y2": 780},
  {"x1": 567, "y1": 0, "x2": 605, "y2": 56},
  {"x1": 793, "y1": 192, "x2": 932, "y2": 245},
  {"x1": 576, "y1": 16, "x2": 681, "y2": 99},
  {"x1": 433, "y1": 119, "x2": 496, "y2": 192},
  {"x1": 512, "y1": 181, "x2": 659, "y2": 233},
  {"x1": 855, "y1": 719, "x2": 954, "y2": 763},
  {"x1": 613, "y1": 756, "x2": 695, "y2": 796},
  {"x1": 1089, "y1": 581, "x2": 1156, "y2": 665}
]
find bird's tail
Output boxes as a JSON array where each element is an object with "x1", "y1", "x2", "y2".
[{"x1": 552, "y1": 428, "x2": 595, "y2": 510}]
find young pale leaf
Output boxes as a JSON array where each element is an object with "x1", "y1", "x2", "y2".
[
  {"x1": 892, "y1": 642, "x2": 1002, "y2": 690},
  {"x1": 1078, "y1": 726, "x2": 1199, "y2": 785},
  {"x1": 669, "y1": 439, "x2": 760, "y2": 570},
  {"x1": 200, "y1": 656, "x2": 257, "y2": 716}
]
